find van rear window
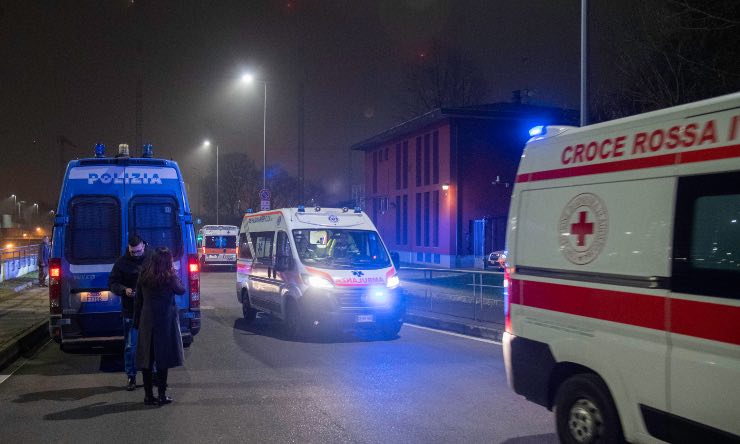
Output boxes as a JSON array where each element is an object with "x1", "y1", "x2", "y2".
[
  {"x1": 205, "y1": 236, "x2": 236, "y2": 249},
  {"x1": 131, "y1": 196, "x2": 182, "y2": 258},
  {"x1": 65, "y1": 196, "x2": 121, "y2": 264}
]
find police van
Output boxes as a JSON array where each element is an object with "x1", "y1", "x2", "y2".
[
  {"x1": 197, "y1": 224, "x2": 238, "y2": 270},
  {"x1": 236, "y1": 207, "x2": 404, "y2": 338},
  {"x1": 49, "y1": 144, "x2": 201, "y2": 351},
  {"x1": 503, "y1": 93, "x2": 740, "y2": 443}
]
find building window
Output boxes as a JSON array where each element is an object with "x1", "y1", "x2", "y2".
[
  {"x1": 395, "y1": 196, "x2": 401, "y2": 245},
  {"x1": 433, "y1": 131, "x2": 439, "y2": 184},
  {"x1": 415, "y1": 193, "x2": 421, "y2": 246},
  {"x1": 424, "y1": 191, "x2": 430, "y2": 246},
  {"x1": 395, "y1": 143, "x2": 401, "y2": 190},
  {"x1": 402, "y1": 195, "x2": 408, "y2": 245},
  {"x1": 433, "y1": 190, "x2": 439, "y2": 247},
  {"x1": 402, "y1": 141, "x2": 409, "y2": 189},
  {"x1": 424, "y1": 133, "x2": 431, "y2": 185},
  {"x1": 372, "y1": 151, "x2": 378, "y2": 193},
  {"x1": 416, "y1": 137, "x2": 422, "y2": 187}
]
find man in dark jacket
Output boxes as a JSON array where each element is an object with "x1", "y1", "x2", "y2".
[
  {"x1": 108, "y1": 233, "x2": 151, "y2": 391},
  {"x1": 37, "y1": 235, "x2": 51, "y2": 286}
]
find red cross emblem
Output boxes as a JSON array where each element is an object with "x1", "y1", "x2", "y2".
[{"x1": 571, "y1": 211, "x2": 594, "y2": 246}]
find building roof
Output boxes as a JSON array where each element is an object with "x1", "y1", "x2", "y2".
[{"x1": 351, "y1": 102, "x2": 579, "y2": 151}]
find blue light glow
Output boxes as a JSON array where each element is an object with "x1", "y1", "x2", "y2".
[
  {"x1": 368, "y1": 290, "x2": 388, "y2": 305},
  {"x1": 94, "y1": 143, "x2": 106, "y2": 158},
  {"x1": 528, "y1": 126, "x2": 545, "y2": 137},
  {"x1": 142, "y1": 143, "x2": 153, "y2": 158}
]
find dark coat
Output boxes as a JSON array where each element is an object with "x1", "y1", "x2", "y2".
[
  {"x1": 133, "y1": 275, "x2": 186, "y2": 370},
  {"x1": 108, "y1": 247, "x2": 151, "y2": 318},
  {"x1": 37, "y1": 242, "x2": 51, "y2": 267}
]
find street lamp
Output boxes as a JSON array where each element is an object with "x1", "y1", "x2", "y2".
[
  {"x1": 241, "y1": 72, "x2": 267, "y2": 191},
  {"x1": 33, "y1": 203, "x2": 39, "y2": 216},
  {"x1": 203, "y1": 140, "x2": 219, "y2": 224},
  {"x1": 10, "y1": 194, "x2": 17, "y2": 216}
]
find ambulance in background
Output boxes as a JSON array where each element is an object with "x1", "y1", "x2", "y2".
[
  {"x1": 198, "y1": 224, "x2": 238, "y2": 271},
  {"x1": 236, "y1": 207, "x2": 404, "y2": 339},
  {"x1": 503, "y1": 93, "x2": 740, "y2": 443},
  {"x1": 49, "y1": 143, "x2": 201, "y2": 351}
]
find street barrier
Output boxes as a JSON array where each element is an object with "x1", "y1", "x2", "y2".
[
  {"x1": 0, "y1": 244, "x2": 39, "y2": 283},
  {"x1": 399, "y1": 267, "x2": 505, "y2": 324}
]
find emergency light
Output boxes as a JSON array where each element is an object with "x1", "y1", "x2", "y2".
[
  {"x1": 142, "y1": 143, "x2": 153, "y2": 158},
  {"x1": 528, "y1": 126, "x2": 545, "y2": 137},
  {"x1": 118, "y1": 144, "x2": 130, "y2": 157},
  {"x1": 94, "y1": 143, "x2": 106, "y2": 158}
]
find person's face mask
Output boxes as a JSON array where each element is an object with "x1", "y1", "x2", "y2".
[{"x1": 129, "y1": 243, "x2": 145, "y2": 258}]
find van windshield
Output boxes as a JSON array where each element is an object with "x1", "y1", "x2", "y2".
[
  {"x1": 292, "y1": 229, "x2": 391, "y2": 270},
  {"x1": 205, "y1": 235, "x2": 236, "y2": 249}
]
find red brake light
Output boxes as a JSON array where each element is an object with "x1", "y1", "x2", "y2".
[
  {"x1": 504, "y1": 267, "x2": 513, "y2": 333},
  {"x1": 188, "y1": 254, "x2": 200, "y2": 309},
  {"x1": 49, "y1": 258, "x2": 62, "y2": 315}
]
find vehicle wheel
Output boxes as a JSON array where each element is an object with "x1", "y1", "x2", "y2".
[
  {"x1": 283, "y1": 299, "x2": 304, "y2": 340},
  {"x1": 554, "y1": 374, "x2": 624, "y2": 444},
  {"x1": 241, "y1": 291, "x2": 257, "y2": 323},
  {"x1": 379, "y1": 320, "x2": 403, "y2": 339}
]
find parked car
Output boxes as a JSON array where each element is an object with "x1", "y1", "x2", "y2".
[{"x1": 486, "y1": 250, "x2": 506, "y2": 270}]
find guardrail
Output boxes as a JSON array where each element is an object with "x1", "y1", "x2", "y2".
[
  {"x1": 0, "y1": 244, "x2": 39, "y2": 283},
  {"x1": 399, "y1": 267, "x2": 505, "y2": 324}
]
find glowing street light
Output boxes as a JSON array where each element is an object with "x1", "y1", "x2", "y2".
[{"x1": 240, "y1": 72, "x2": 267, "y2": 191}]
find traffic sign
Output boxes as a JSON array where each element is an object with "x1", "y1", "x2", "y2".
[
  {"x1": 260, "y1": 200, "x2": 270, "y2": 211},
  {"x1": 259, "y1": 188, "x2": 270, "y2": 200}
]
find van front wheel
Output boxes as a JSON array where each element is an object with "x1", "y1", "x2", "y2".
[
  {"x1": 283, "y1": 299, "x2": 304, "y2": 340},
  {"x1": 379, "y1": 320, "x2": 403, "y2": 339},
  {"x1": 554, "y1": 374, "x2": 623, "y2": 444},
  {"x1": 241, "y1": 292, "x2": 257, "y2": 323}
]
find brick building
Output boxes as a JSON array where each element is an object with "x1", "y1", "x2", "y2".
[{"x1": 352, "y1": 102, "x2": 577, "y2": 268}]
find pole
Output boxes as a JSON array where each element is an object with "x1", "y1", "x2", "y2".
[
  {"x1": 216, "y1": 145, "x2": 220, "y2": 225},
  {"x1": 262, "y1": 82, "x2": 267, "y2": 190},
  {"x1": 580, "y1": 0, "x2": 588, "y2": 126}
]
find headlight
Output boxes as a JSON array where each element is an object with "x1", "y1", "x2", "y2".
[
  {"x1": 302, "y1": 274, "x2": 334, "y2": 289},
  {"x1": 386, "y1": 274, "x2": 400, "y2": 289}
]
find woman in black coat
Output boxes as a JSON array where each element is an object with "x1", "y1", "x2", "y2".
[{"x1": 134, "y1": 247, "x2": 186, "y2": 405}]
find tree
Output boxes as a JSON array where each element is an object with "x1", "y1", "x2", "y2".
[
  {"x1": 398, "y1": 43, "x2": 490, "y2": 118},
  {"x1": 592, "y1": 0, "x2": 740, "y2": 122}
]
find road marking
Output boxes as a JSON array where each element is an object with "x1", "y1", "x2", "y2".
[
  {"x1": 0, "y1": 338, "x2": 51, "y2": 385},
  {"x1": 405, "y1": 323, "x2": 502, "y2": 345}
]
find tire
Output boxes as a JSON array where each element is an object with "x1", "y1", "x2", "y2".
[
  {"x1": 379, "y1": 320, "x2": 403, "y2": 339},
  {"x1": 554, "y1": 374, "x2": 624, "y2": 444},
  {"x1": 241, "y1": 291, "x2": 257, "y2": 323},
  {"x1": 283, "y1": 299, "x2": 304, "y2": 340}
]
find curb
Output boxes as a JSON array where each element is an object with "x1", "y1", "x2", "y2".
[
  {"x1": 0, "y1": 320, "x2": 49, "y2": 372},
  {"x1": 405, "y1": 312, "x2": 504, "y2": 342}
]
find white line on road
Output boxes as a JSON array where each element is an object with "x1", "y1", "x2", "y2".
[
  {"x1": 0, "y1": 338, "x2": 51, "y2": 385},
  {"x1": 405, "y1": 323, "x2": 502, "y2": 345}
]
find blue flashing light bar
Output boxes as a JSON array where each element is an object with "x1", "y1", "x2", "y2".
[
  {"x1": 94, "y1": 143, "x2": 106, "y2": 158},
  {"x1": 297, "y1": 205, "x2": 305, "y2": 212},
  {"x1": 354, "y1": 206, "x2": 362, "y2": 213},
  {"x1": 528, "y1": 125, "x2": 545, "y2": 138},
  {"x1": 246, "y1": 208, "x2": 253, "y2": 213},
  {"x1": 142, "y1": 144, "x2": 153, "y2": 158}
]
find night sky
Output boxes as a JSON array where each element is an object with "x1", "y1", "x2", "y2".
[{"x1": 2, "y1": 0, "x2": 629, "y2": 216}]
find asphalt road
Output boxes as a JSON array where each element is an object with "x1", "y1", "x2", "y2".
[{"x1": 0, "y1": 271, "x2": 556, "y2": 443}]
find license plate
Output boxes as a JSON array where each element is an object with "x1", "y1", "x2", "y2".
[
  {"x1": 356, "y1": 314, "x2": 374, "y2": 323},
  {"x1": 81, "y1": 291, "x2": 109, "y2": 303},
  {"x1": 208, "y1": 254, "x2": 218, "y2": 259}
]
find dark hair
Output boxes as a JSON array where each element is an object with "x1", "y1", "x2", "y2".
[
  {"x1": 128, "y1": 233, "x2": 144, "y2": 247},
  {"x1": 139, "y1": 247, "x2": 176, "y2": 288}
]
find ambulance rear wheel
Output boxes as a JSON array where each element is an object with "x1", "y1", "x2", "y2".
[
  {"x1": 241, "y1": 291, "x2": 257, "y2": 323},
  {"x1": 554, "y1": 374, "x2": 623, "y2": 444}
]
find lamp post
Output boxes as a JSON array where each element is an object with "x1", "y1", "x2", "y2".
[
  {"x1": 33, "y1": 203, "x2": 39, "y2": 216},
  {"x1": 203, "y1": 140, "x2": 219, "y2": 224},
  {"x1": 241, "y1": 73, "x2": 267, "y2": 191},
  {"x1": 10, "y1": 194, "x2": 17, "y2": 217}
]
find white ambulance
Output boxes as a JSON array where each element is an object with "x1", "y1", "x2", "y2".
[
  {"x1": 503, "y1": 93, "x2": 740, "y2": 443},
  {"x1": 235, "y1": 207, "x2": 404, "y2": 338},
  {"x1": 197, "y1": 224, "x2": 238, "y2": 271}
]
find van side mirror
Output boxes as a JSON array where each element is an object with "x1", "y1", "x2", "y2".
[{"x1": 390, "y1": 251, "x2": 400, "y2": 269}]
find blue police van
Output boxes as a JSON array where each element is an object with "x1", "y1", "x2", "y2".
[{"x1": 49, "y1": 143, "x2": 201, "y2": 351}]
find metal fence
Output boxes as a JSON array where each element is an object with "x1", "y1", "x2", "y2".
[
  {"x1": 399, "y1": 267, "x2": 505, "y2": 324},
  {"x1": 0, "y1": 244, "x2": 39, "y2": 283}
]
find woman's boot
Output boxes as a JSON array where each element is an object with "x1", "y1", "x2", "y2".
[
  {"x1": 142, "y1": 370, "x2": 157, "y2": 405},
  {"x1": 157, "y1": 368, "x2": 172, "y2": 405}
]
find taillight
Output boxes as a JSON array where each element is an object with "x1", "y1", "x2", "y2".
[
  {"x1": 49, "y1": 258, "x2": 62, "y2": 315},
  {"x1": 504, "y1": 267, "x2": 512, "y2": 333},
  {"x1": 188, "y1": 254, "x2": 200, "y2": 309}
]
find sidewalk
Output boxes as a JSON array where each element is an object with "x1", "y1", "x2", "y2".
[{"x1": 0, "y1": 273, "x2": 50, "y2": 371}]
